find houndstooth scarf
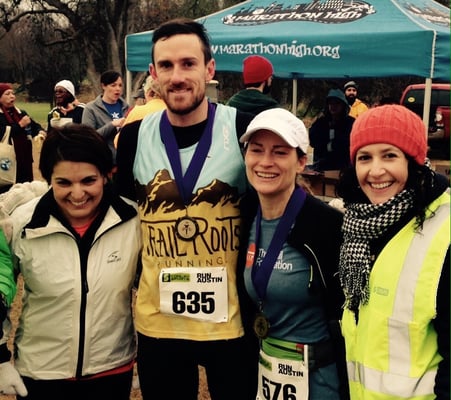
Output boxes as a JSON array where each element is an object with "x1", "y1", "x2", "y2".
[{"x1": 339, "y1": 189, "x2": 415, "y2": 312}]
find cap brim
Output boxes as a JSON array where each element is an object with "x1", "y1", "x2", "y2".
[{"x1": 240, "y1": 126, "x2": 298, "y2": 148}]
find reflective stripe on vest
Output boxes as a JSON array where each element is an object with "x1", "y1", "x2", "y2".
[{"x1": 346, "y1": 196, "x2": 450, "y2": 399}]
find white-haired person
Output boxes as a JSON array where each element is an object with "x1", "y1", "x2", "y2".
[
  {"x1": 113, "y1": 75, "x2": 166, "y2": 149},
  {"x1": 336, "y1": 104, "x2": 449, "y2": 399},
  {"x1": 238, "y1": 108, "x2": 349, "y2": 399}
]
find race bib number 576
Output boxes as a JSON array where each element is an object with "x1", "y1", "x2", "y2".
[{"x1": 159, "y1": 267, "x2": 228, "y2": 323}]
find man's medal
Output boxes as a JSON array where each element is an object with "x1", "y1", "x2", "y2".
[{"x1": 175, "y1": 216, "x2": 199, "y2": 241}]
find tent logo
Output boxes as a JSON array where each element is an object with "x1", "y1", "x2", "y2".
[
  {"x1": 223, "y1": 1, "x2": 375, "y2": 26},
  {"x1": 404, "y1": 2, "x2": 450, "y2": 27}
]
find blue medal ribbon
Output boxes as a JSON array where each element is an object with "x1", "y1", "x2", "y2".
[
  {"x1": 251, "y1": 187, "x2": 307, "y2": 301},
  {"x1": 160, "y1": 102, "x2": 216, "y2": 205}
]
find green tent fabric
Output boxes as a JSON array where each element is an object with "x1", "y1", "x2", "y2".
[{"x1": 125, "y1": 0, "x2": 450, "y2": 81}]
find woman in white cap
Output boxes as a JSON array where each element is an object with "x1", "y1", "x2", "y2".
[
  {"x1": 239, "y1": 108, "x2": 349, "y2": 399},
  {"x1": 47, "y1": 80, "x2": 85, "y2": 129},
  {"x1": 336, "y1": 104, "x2": 449, "y2": 400}
]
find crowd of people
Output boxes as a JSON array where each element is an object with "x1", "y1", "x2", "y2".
[{"x1": 0, "y1": 17, "x2": 447, "y2": 400}]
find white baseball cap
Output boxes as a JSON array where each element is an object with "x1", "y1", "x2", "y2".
[{"x1": 240, "y1": 108, "x2": 309, "y2": 154}]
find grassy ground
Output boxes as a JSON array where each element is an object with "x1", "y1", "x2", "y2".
[{"x1": 15, "y1": 101, "x2": 51, "y2": 128}]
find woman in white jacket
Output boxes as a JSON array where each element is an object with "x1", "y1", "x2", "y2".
[{"x1": 4, "y1": 124, "x2": 142, "y2": 400}]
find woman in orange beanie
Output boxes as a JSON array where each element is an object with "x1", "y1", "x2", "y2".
[{"x1": 336, "y1": 104, "x2": 449, "y2": 400}]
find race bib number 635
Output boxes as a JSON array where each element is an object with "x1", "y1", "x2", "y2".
[{"x1": 159, "y1": 267, "x2": 228, "y2": 322}]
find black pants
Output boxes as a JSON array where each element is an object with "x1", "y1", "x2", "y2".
[
  {"x1": 18, "y1": 369, "x2": 133, "y2": 400},
  {"x1": 137, "y1": 333, "x2": 258, "y2": 400}
]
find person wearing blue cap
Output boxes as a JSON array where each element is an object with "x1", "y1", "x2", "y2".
[{"x1": 309, "y1": 89, "x2": 355, "y2": 171}]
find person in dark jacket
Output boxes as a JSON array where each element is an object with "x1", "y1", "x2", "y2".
[
  {"x1": 309, "y1": 89, "x2": 355, "y2": 172},
  {"x1": 227, "y1": 55, "x2": 280, "y2": 116},
  {"x1": 47, "y1": 79, "x2": 85, "y2": 130},
  {"x1": 337, "y1": 104, "x2": 449, "y2": 400},
  {"x1": 0, "y1": 83, "x2": 46, "y2": 186},
  {"x1": 238, "y1": 108, "x2": 349, "y2": 400}
]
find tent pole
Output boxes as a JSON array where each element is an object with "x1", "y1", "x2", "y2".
[
  {"x1": 126, "y1": 70, "x2": 132, "y2": 106},
  {"x1": 292, "y1": 79, "x2": 297, "y2": 115},
  {"x1": 422, "y1": 77, "x2": 432, "y2": 141}
]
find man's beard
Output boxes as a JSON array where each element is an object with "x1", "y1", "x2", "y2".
[
  {"x1": 346, "y1": 96, "x2": 356, "y2": 106},
  {"x1": 262, "y1": 82, "x2": 271, "y2": 95},
  {"x1": 166, "y1": 93, "x2": 204, "y2": 116}
]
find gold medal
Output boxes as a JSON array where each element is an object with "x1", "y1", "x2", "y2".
[
  {"x1": 253, "y1": 312, "x2": 270, "y2": 339},
  {"x1": 175, "y1": 216, "x2": 199, "y2": 241}
]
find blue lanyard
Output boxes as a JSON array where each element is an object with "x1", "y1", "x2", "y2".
[
  {"x1": 160, "y1": 102, "x2": 215, "y2": 205},
  {"x1": 251, "y1": 187, "x2": 306, "y2": 301}
]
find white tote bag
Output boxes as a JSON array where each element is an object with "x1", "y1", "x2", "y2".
[{"x1": 0, "y1": 126, "x2": 16, "y2": 187}]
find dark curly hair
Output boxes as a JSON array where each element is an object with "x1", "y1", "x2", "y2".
[
  {"x1": 336, "y1": 157, "x2": 435, "y2": 229},
  {"x1": 39, "y1": 123, "x2": 113, "y2": 184}
]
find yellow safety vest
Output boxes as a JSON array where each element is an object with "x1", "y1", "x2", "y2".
[{"x1": 342, "y1": 192, "x2": 450, "y2": 400}]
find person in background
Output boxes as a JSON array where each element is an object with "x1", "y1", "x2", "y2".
[
  {"x1": 82, "y1": 70, "x2": 129, "y2": 164},
  {"x1": 0, "y1": 83, "x2": 46, "y2": 185},
  {"x1": 227, "y1": 55, "x2": 280, "y2": 116},
  {"x1": 309, "y1": 88, "x2": 355, "y2": 172},
  {"x1": 123, "y1": 75, "x2": 166, "y2": 126},
  {"x1": 115, "y1": 18, "x2": 257, "y2": 400},
  {"x1": 343, "y1": 81, "x2": 368, "y2": 119},
  {"x1": 336, "y1": 105, "x2": 449, "y2": 400},
  {"x1": 132, "y1": 88, "x2": 146, "y2": 106},
  {"x1": 47, "y1": 80, "x2": 85, "y2": 129},
  {"x1": 114, "y1": 75, "x2": 167, "y2": 149},
  {"x1": 2, "y1": 124, "x2": 142, "y2": 400},
  {"x1": 239, "y1": 108, "x2": 348, "y2": 400}
]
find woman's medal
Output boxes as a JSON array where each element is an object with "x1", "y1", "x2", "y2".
[
  {"x1": 253, "y1": 312, "x2": 270, "y2": 339},
  {"x1": 251, "y1": 188, "x2": 307, "y2": 340}
]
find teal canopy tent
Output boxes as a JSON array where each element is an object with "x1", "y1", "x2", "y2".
[{"x1": 125, "y1": 0, "x2": 450, "y2": 118}]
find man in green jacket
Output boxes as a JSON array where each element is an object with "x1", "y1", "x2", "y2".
[{"x1": 227, "y1": 55, "x2": 280, "y2": 116}]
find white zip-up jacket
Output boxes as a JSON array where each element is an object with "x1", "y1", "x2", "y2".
[{"x1": 10, "y1": 187, "x2": 142, "y2": 380}]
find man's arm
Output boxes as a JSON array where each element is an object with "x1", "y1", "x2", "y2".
[{"x1": 115, "y1": 120, "x2": 142, "y2": 200}]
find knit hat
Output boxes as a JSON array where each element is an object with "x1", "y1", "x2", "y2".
[
  {"x1": 350, "y1": 104, "x2": 427, "y2": 165},
  {"x1": 0, "y1": 83, "x2": 12, "y2": 98},
  {"x1": 54, "y1": 80, "x2": 75, "y2": 97},
  {"x1": 240, "y1": 108, "x2": 309, "y2": 154},
  {"x1": 327, "y1": 89, "x2": 350, "y2": 113},
  {"x1": 242, "y1": 55, "x2": 274, "y2": 85},
  {"x1": 344, "y1": 80, "x2": 357, "y2": 90}
]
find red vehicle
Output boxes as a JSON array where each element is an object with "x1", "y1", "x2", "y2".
[{"x1": 400, "y1": 83, "x2": 450, "y2": 158}]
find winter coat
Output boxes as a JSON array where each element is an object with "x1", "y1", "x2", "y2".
[
  {"x1": 9, "y1": 186, "x2": 142, "y2": 379},
  {"x1": 0, "y1": 107, "x2": 44, "y2": 184}
]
